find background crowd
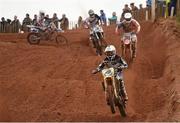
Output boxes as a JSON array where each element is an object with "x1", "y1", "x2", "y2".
[{"x1": 0, "y1": 0, "x2": 179, "y2": 33}]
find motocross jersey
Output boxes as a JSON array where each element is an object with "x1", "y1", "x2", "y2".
[
  {"x1": 85, "y1": 14, "x2": 101, "y2": 27},
  {"x1": 97, "y1": 55, "x2": 128, "y2": 72},
  {"x1": 117, "y1": 19, "x2": 140, "y2": 33}
]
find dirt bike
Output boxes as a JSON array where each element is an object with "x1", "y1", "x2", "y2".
[
  {"x1": 26, "y1": 24, "x2": 68, "y2": 45},
  {"x1": 90, "y1": 25, "x2": 104, "y2": 56},
  {"x1": 122, "y1": 33, "x2": 134, "y2": 64},
  {"x1": 101, "y1": 67, "x2": 127, "y2": 117}
]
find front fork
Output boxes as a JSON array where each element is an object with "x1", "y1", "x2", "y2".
[{"x1": 104, "y1": 77, "x2": 119, "y2": 102}]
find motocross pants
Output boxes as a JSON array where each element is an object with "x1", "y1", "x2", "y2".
[{"x1": 116, "y1": 71, "x2": 128, "y2": 100}]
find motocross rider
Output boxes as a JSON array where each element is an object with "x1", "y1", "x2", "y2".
[
  {"x1": 85, "y1": 9, "x2": 107, "y2": 48},
  {"x1": 115, "y1": 12, "x2": 140, "y2": 58},
  {"x1": 92, "y1": 45, "x2": 128, "y2": 101}
]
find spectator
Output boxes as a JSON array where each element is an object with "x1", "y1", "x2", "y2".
[
  {"x1": 38, "y1": 11, "x2": 45, "y2": 27},
  {"x1": 22, "y1": 13, "x2": 32, "y2": 32},
  {"x1": 146, "y1": 0, "x2": 152, "y2": 7},
  {"x1": 166, "y1": 0, "x2": 171, "y2": 16},
  {"x1": 52, "y1": 13, "x2": 59, "y2": 28},
  {"x1": 11, "y1": 15, "x2": 21, "y2": 33},
  {"x1": 130, "y1": 3, "x2": 139, "y2": 19},
  {"x1": 59, "y1": 14, "x2": 69, "y2": 30},
  {"x1": 32, "y1": 14, "x2": 38, "y2": 26},
  {"x1": 6, "y1": 19, "x2": 12, "y2": 33},
  {"x1": 169, "y1": 0, "x2": 177, "y2": 16},
  {"x1": 0, "y1": 17, "x2": 7, "y2": 33},
  {"x1": 130, "y1": 3, "x2": 139, "y2": 12},
  {"x1": 100, "y1": 10, "x2": 107, "y2": 26},
  {"x1": 78, "y1": 16, "x2": 83, "y2": 28},
  {"x1": 139, "y1": 4, "x2": 143, "y2": 9},
  {"x1": 120, "y1": 4, "x2": 132, "y2": 21},
  {"x1": 44, "y1": 14, "x2": 51, "y2": 26},
  {"x1": 108, "y1": 12, "x2": 117, "y2": 25}
]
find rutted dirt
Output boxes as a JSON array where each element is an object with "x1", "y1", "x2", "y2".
[{"x1": 0, "y1": 19, "x2": 180, "y2": 121}]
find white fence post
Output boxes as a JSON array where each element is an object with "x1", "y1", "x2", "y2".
[
  {"x1": 151, "y1": 0, "x2": 156, "y2": 22},
  {"x1": 146, "y1": 9, "x2": 149, "y2": 21}
]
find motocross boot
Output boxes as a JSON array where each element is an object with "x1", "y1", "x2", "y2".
[
  {"x1": 132, "y1": 42, "x2": 137, "y2": 58},
  {"x1": 119, "y1": 80, "x2": 128, "y2": 101}
]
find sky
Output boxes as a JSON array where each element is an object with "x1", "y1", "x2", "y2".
[{"x1": 0, "y1": 0, "x2": 146, "y2": 22}]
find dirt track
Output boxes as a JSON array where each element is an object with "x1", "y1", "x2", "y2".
[{"x1": 0, "y1": 20, "x2": 180, "y2": 121}]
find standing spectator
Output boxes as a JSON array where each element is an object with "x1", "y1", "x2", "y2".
[
  {"x1": 130, "y1": 3, "x2": 139, "y2": 19},
  {"x1": 6, "y1": 19, "x2": 12, "y2": 33},
  {"x1": 11, "y1": 15, "x2": 21, "y2": 33},
  {"x1": 100, "y1": 10, "x2": 107, "y2": 26},
  {"x1": 52, "y1": 13, "x2": 59, "y2": 28},
  {"x1": 166, "y1": 0, "x2": 171, "y2": 16},
  {"x1": 169, "y1": 0, "x2": 177, "y2": 16},
  {"x1": 139, "y1": 4, "x2": 143, "y2": 9},
  {"x1": 22, "y1": 13, "x2": 32, "y2": 32},
  {"x1": 130, "y1": 3, "x2": 139, "y2": 12},
  {"x1": 32, "y1": 14, "x2": 38, "y2": 26},
  {"x1": 78, "y1": 16, "x2": 83, "y2": 28},
  {"x1": 44, "y1": 14, "x2": 51, "y2": 26},
  {"x1": 38, "y1": 11, "x2": 45, "y2": 27},
  {"x1": 108, "y1": 12, "x2": 117, "y2": 25},
  {"x1": 0, "y1": 17, "x2": 7, "y2": 33},
  {"x1": 146, "y1": 0, "x2": 152, "y2": 7},
  {"x1": 120, "y1": 4, "x2": 132, "y2": 21},
  {"x1": 59, "y1": 14, "x2": 69, "y2": 30}
]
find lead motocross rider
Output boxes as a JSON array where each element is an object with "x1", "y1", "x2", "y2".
[
  {"x1": 115, "y1": 12, "x2": 140, "y2": 58},
  {"x1": 85, "y1": 9, "x2": 107, "y2": 48},
  {"x1": 92, "y1": 45, "x2": 128, "y2": 101}
]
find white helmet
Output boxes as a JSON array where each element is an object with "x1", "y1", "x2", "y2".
[
  {"x1": 124, "y1": 12, "x2": 132, "y2": 23},
  {"x1": 88, "y1": 9, "x2": 94, "y2": 16},
  {"x1": 104, "y1": 45, "x2": 116, "y2": 59}
]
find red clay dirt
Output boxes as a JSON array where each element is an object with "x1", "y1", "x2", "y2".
[{"x1": 0, "y1": 19, "x2": 180, "y2": 121}]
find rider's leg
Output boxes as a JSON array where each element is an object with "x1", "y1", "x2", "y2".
[
  {"x1": 89, "y1": 34, "x2": 96, "y2": 48},
  {"x1": 116, "y1": 72, "x2": 128, "y2": 101},
  {"x1": 131, "y1": 34, "x2": 137, "y2": 58},
  {"x1": 119, "y1": 79, "x2": 128, "y2": 101}
]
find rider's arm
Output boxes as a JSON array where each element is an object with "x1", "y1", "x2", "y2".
[
  {"x1": 132, "y1": 19, "x2": 141, "y2": 34},
  {"x1": 120, "y1": 57, "x2": 128, "y2": 69},
  {"x1": 114, "y1": 56, "x2": 128, "y2": 69},
  {"x1": 96, "y1": 61, "x2": 106, "y2": 72}
]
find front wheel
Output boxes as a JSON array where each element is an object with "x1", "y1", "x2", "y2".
[
  {"x1": 94, "y1": 40, "x2": 102, "y2": 56},
  {"x1": 27, "y1": 32, "x2": 41, "y2": 44},
  {"x1": 117, "y1": 100, "x2": 127, "y2": 117},
  {"x1": 107, "y1": 85, "x2": 116, "y2": 114},
  {"x1": 56, "y1": 34, "x2": 68, "y2": 45}
]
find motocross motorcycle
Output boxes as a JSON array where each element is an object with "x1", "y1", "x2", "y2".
[
  {"x1": 122, "y1": 33, "x2": 133, "y2": 64},
  {"x1": 26, "y1": 24, "x2": 68, "y2": 45},
  {"x1": 90, "y1": 25, "x2": 104, "y2": 56},
  {"x1": 101, "y1": 66, "x2": 127, "y2": 117}
]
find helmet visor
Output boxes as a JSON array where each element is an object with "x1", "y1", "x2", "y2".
[{"x1": 105, "y1": 51, "x2": 114, "y2": 57}]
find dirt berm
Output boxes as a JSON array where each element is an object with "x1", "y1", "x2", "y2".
[{"x1": 0, "y1": 19, "x2": 179, "y2": 121}]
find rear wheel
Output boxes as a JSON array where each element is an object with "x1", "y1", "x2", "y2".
[
  {"x1": 27, "y1": 32, "x2": 40, "y2": 44},
  {"x1": 117, "y1": 99, "x2": 127, "y2": 117},
  {"x1": 124, "y1": 44, "x2": 133, "y2": 65},
  {"x1": 56, "y1": 34, "x2": 68, "y2": 45},
  {"x1": 107, "y1": 85, "x2": 115, "y2": 114}
]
